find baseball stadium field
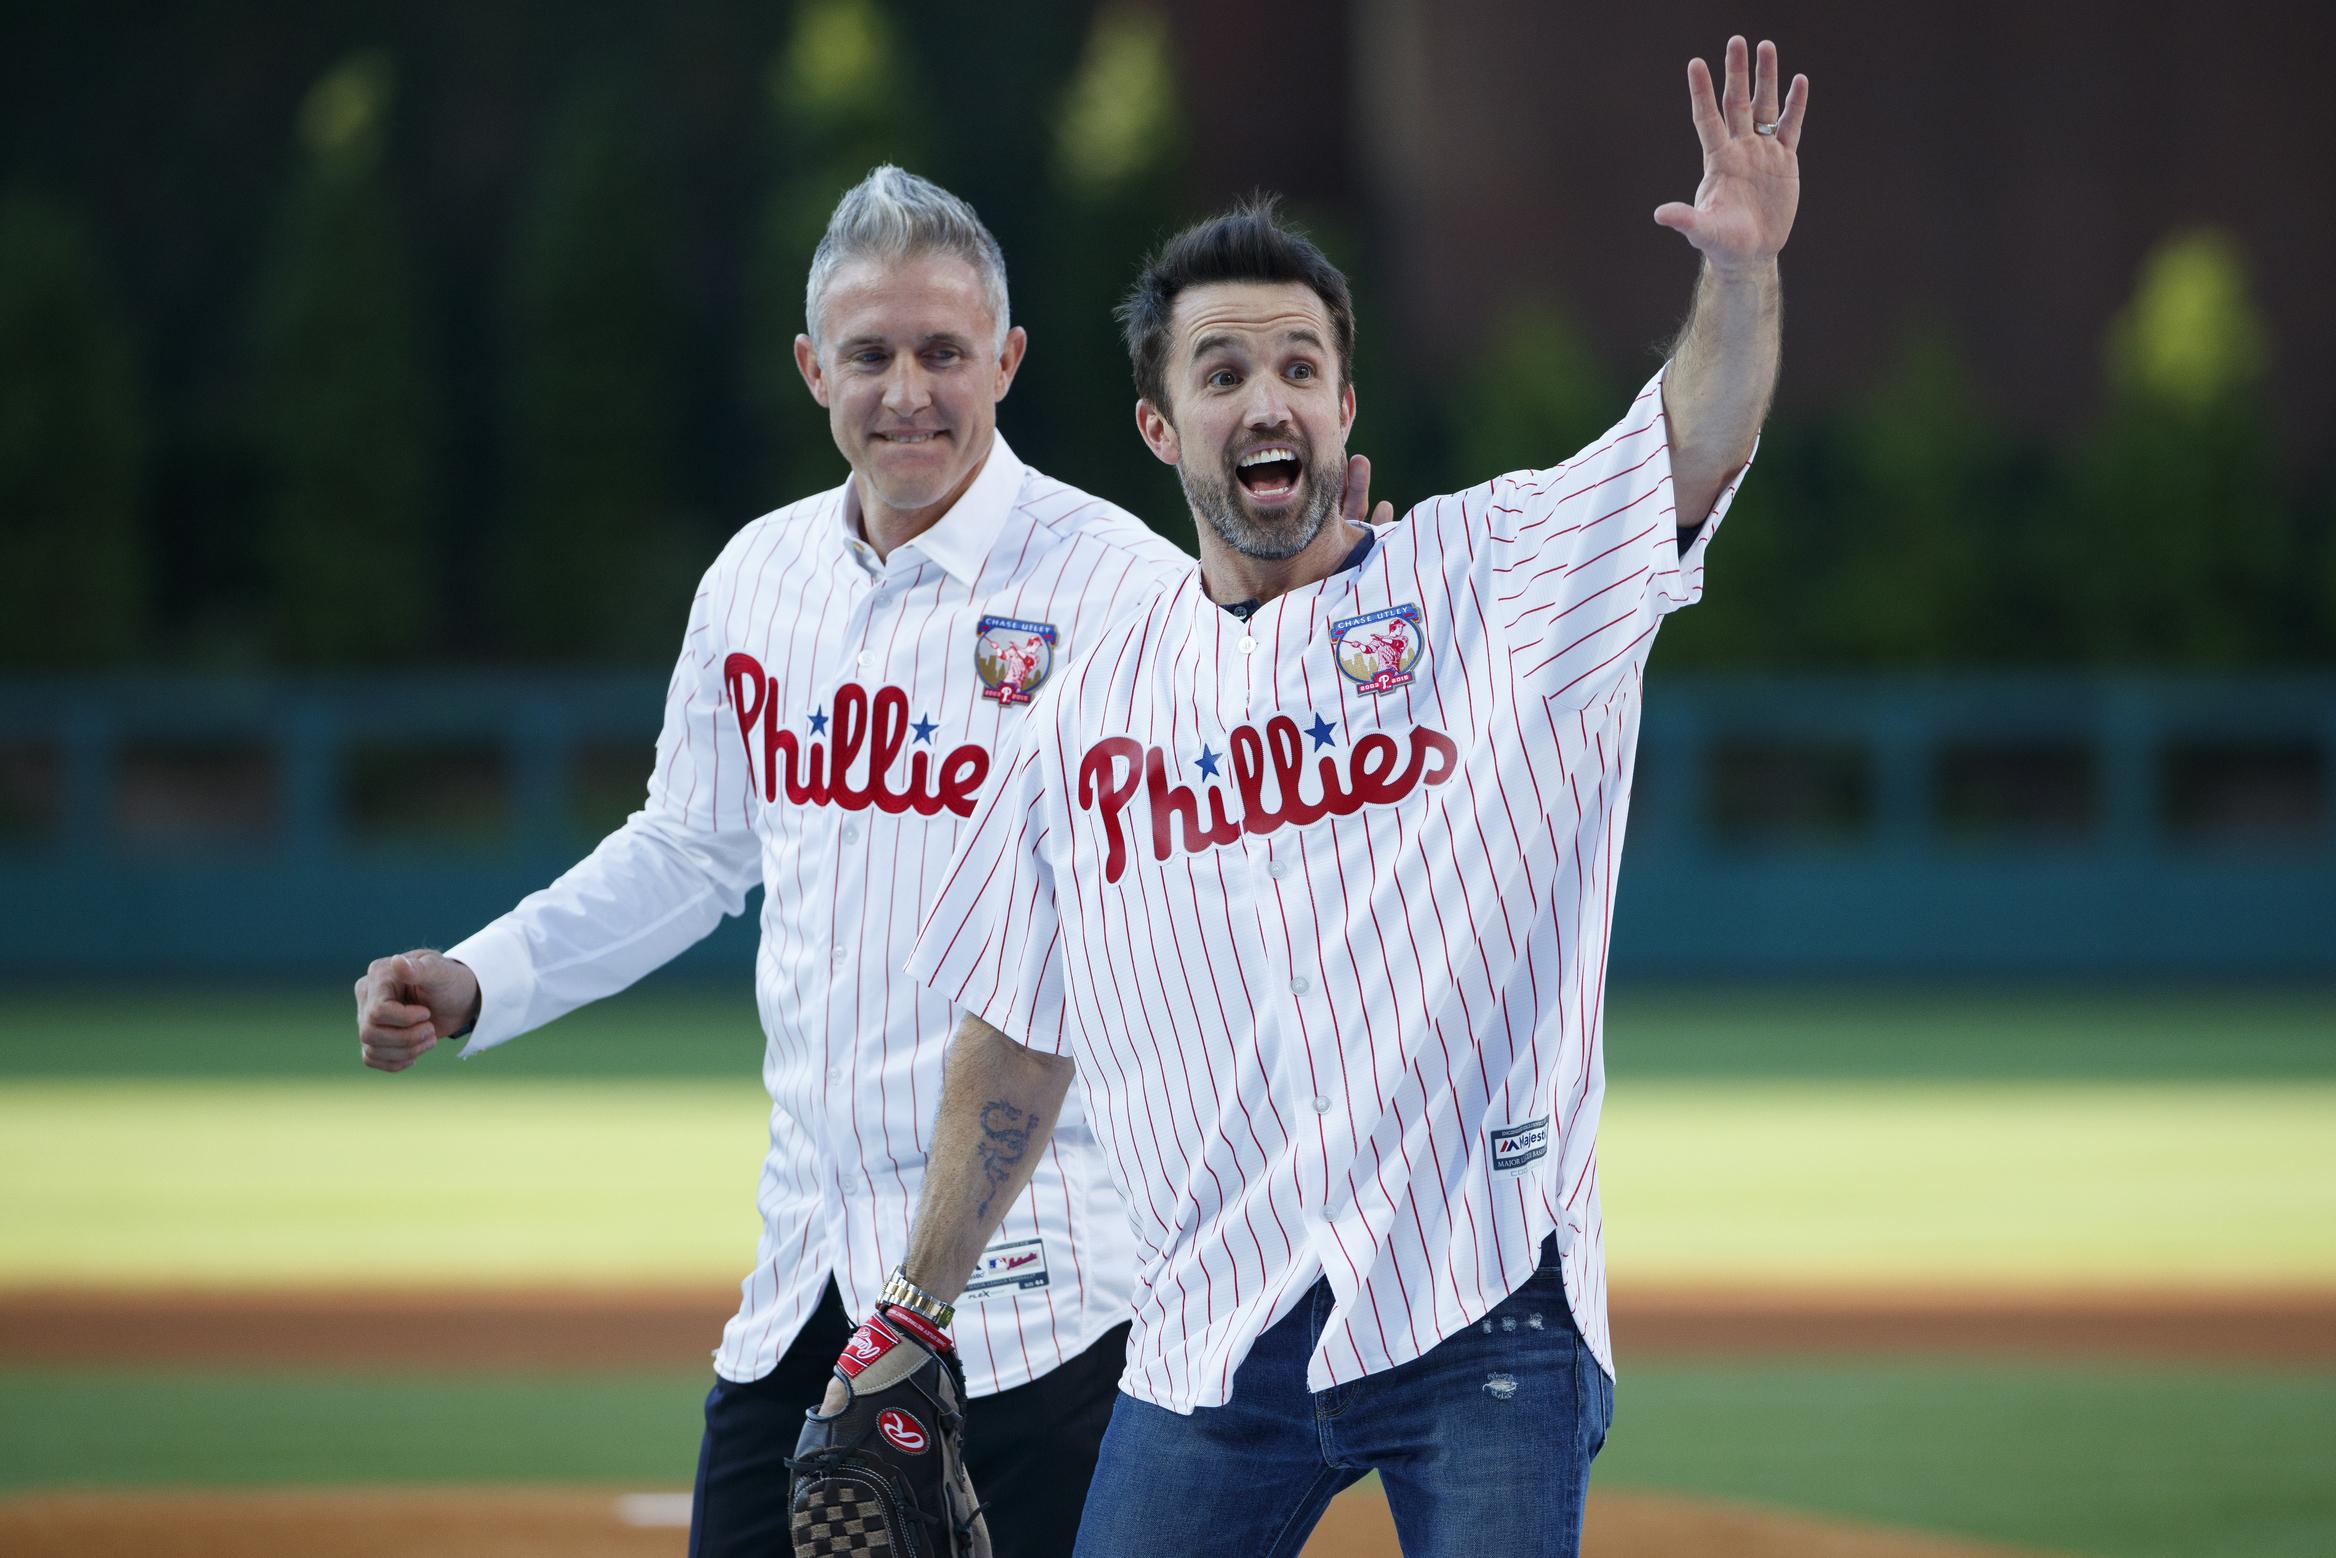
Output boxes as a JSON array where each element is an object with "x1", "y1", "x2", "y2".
[{"x1": 2, "y1": 983, "x2": 2331, "y2": 1557}]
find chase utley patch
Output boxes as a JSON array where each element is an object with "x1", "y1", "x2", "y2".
[
  {"x1": 1489, "y1": 1116, "x2": 1550, "y2": 1177},
  {"x1": 975, "y1": 617, "x2": 1058, "y2": 706},
  {"x1": 1329, "y1": 603, "x2": 1425, "y2": 696},
  {"x1": 960, "y1": 1236, "x2": 1050, "y2": 1303}
]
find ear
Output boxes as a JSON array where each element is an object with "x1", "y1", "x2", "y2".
[
  {"x1": 794, "y1": 336, "x2": 828, "y2": 407},
  {"x1": 1135, "y1": 398, "x2": 1181, "y2": 467},
  {"x1": 992, "y1": 325, "x2": 1029, "y2": 401},
  {"x1": 1339, "y1": 380, "x2": 1357, "y2": 438}
]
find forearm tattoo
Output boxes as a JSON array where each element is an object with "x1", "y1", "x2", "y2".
[{"x1": 974, "y1": 1100, "x2": 1039, "y2": 1221}]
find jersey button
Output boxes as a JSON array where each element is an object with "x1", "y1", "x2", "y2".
[
  {"x1": 831, "y1": 946, "x2": 849, "y2": 965},
  {"x1": 1268, "y1": 858, "x2": 1290, "y2": 879},
  {"x1": 856, "y1": 651, "x2": 875, "y2": 670},
  {"x1": 1289, "y1": 976, "x2": 1311, "y2": 996},
  {"x1": 1237, "y1": 635, "x2": 1258, "y2": 654},
  {"x1": 841, "y1": 824, "x2": 860, "y2": 845},
  {"x1": 1310, "y1": 1095, "x2": 1332, "y2": 1114}
]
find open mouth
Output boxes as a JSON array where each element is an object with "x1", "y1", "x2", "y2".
[
  {"x1": 1234, "y1": 444, "x2": 1303, "y2": 502},
  {"x1": 876, "y1": 430, "x2": 949, "y2": 447}
]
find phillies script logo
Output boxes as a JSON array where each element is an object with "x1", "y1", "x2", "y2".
[
  {"x1": 877, "y1": 1408, "x2": 930, "y2": 1454},
  {"x1": 725, "y1": 654, "x2": 987, "y2": 818},
  {"x1": 1078, "y1": 714, "x2": 1459, "y2": 884}
]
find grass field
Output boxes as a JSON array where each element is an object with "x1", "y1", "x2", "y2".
[
  {"x1": 5, "y1": 1362, "x2": 2331, "y2": 1558},
  {"x1": 3, "y1": 981, "x2": 2332, "y2": 1556}
]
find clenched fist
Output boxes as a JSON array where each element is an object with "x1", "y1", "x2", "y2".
[{"x1": 352, "y1": 949, "x2": 482, "y2": 1072}]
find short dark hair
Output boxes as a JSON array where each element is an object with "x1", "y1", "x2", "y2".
[{"x1": 1116, "y1": 195, "x2": 1356, "y2": 411}]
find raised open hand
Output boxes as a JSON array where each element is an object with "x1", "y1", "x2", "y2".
[{"x1": 1654, "y1": 36, "x2": 1808, "y2": 273}]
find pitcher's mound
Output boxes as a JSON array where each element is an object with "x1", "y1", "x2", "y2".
[{"x1": 0, "y1": 1484, "x2": 2066, "y2": 1556}]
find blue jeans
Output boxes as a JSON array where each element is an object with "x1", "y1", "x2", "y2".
[{"x1": 1074, "y1": 1242, "x2": 1613, "y2": 1558}]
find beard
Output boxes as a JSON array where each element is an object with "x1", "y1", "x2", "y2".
[{"x1": 1180, "y1": 441, "x2": 1344, "y2": 562}]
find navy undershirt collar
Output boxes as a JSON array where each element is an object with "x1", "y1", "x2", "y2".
[{"x1": 1218, "y1": 528, "x2": 1379, "y2": 622}]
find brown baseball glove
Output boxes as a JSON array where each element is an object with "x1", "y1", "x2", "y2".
[{"x1": 790, "y1": 1306, "x2": 990, "y2": 1557}]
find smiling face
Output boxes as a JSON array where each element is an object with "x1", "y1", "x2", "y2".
[
  {"x1": 794, "y1": 252, "x2": 1026, "y2": 532},
  {"x1": 1136, "y1": 280, "x2": 1356, "y2": 564}
]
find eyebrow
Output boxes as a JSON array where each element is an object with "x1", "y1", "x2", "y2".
[
  {"x1": 836, "y1": 332, "x2": 974, "y2": 353},
  {"x1": 1188, "y1": 326, "x2": 1328, "y2": 363}
]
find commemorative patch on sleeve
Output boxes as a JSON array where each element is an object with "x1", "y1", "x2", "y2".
[
  {"x1": 975, "y1": 617, "x2": 1058, "y2": 706},
  {"x1": 1329, "y1": 603, "x2": 1425, "y2": 696},
  {"x1": 960, "y1": 1236, "x2": 1050, "y2": 1302},
  {"x1": 1489, "y1": 1116, "x2": 1551, "y2": 1177}
]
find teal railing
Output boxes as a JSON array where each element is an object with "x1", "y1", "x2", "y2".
[{"x1": 1, "y1": 675, "x2": 2330, "y2": 977}]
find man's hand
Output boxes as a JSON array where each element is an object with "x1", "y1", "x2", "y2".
[
  {"x1": 1654, "y1": 36, "x2": 1809, "y2": 273},
  {"x1": 353, "y1": 949, "x2": 481, "y2": 1072},
  {"x1": 793, "y1": 1306, "x2": 990, "y2": 1556},
  {"x1": 1340, "y1": 453, "x2": 1395, "y2": 529}
]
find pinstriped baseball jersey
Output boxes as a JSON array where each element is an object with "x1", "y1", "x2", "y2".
[
  {"x1": 907, "y1": 371, "x2": 1745, "y2": 1411},
  {"x1": 444, "y1": 437, "x2": 1192, "y2": 1396}
]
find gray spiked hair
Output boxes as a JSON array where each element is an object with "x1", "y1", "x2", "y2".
[{"x1": 804, "y1": 165, "x2": 1010, "y2": 351}]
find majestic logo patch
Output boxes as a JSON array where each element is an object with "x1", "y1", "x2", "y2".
[
  {"x1": 1329, "y1": 604, "x2": 1425, "y2": 696},
  {"x1": 876, "y1": 1408, "x2": 929, "y2": 1454},
  {"x1": 1490, "y1": 1116, "x2": 1551, "y2": 1176},
  {"x1": 975, "y1": 616, "x2": 1058, "y2": 705},
  {"x1": 961, "y1": 1236, "x2": 1051, "y2": 1303}
]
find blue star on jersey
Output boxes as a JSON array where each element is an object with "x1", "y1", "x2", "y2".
[
  {"x1": 911, "y1": 713, "x2": 939, "y2": 743},
  {"x1": 1306, "y1": 713, "x2": 1338, "y2": 750},
  {"x1": 1195, "y1": 744, "x2": 1222, "y2": 779}
]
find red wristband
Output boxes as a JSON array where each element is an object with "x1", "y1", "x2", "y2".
[{"x1": 877, "y1": 1301, "x2": 954, "y2": 1355}]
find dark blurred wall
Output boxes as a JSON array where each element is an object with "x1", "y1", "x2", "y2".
[
  {"x1": 1174, "y1": 0, "x2": 2336, "y2": 459},
  {"x1": 3, "y1": 1, "x2": 2330, "y2": 673}
]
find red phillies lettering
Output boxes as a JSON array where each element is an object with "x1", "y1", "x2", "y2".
[
  {"x1": 1077, "y1": 737, "x2": 1144, "y2": 882},
  {"x1": 1077, "y1": 714, "x2": 1459, "y2": 883},
  {"x1": 723, "y1": 653, "x2": 988, "y2": 818}
]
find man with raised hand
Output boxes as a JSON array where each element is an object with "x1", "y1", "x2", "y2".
[
  {"x1": 351, "y1": 167, "x2": 1231, "y2": 1558},
  {"x1": 886, "y1": 37, "x2": 1808, "y2": 1557}
]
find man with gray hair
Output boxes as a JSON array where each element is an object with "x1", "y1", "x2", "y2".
[{"x1": 350, "y1": 166, "x2": 1325, "y2": 1555}]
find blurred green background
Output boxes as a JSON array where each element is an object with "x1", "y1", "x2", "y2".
[{"x1": 3, "y1": 0, "x2": 2333, "y2": 674}]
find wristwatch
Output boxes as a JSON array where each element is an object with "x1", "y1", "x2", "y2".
[{"x1": 880, "y1": 1264, "x2": 956, "y2": 1330}]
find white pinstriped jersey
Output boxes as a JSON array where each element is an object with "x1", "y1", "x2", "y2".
[
  {"x1": 444, "y1": 437, "x2": 1192, "y2": 1395},
  {"x1": 908, "y1": 371, "x2": 1745, "y2": 1411}
]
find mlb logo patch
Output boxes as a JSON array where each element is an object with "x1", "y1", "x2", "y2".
[
  {"x1": 1329, "y1": 603, "x2": 1426, "y2": 696},
  {"x1": 1489, "y1": 1116, "x2": 1550, "y2": 1177},
  {"x1": 975, "y1": 616, "x2": 1058, "y2": 706},
  {"x1": 960, "y1": 1236, "x2": 1050, "y2": 1302}
]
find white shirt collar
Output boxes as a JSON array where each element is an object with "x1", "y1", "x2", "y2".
[{"x1": 836, "y1": 434, "x2": 1026, "y2": 587}]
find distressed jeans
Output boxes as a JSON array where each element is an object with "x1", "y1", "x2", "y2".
[{"x1": 1073, "y1": 1238, "x2": 1614, "y2": 1558}]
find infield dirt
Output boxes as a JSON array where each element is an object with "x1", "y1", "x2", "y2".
[
  {"x1": 0, "y1": 1485, "x2": 2072, "y2": 1557},
  {"x1": 6, "y1": 1283, "x2": 2332, "y2": 1369}
]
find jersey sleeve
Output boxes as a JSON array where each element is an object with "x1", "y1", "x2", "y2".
[
  {"x1": 1461, "y1": 364, "x2": 1751, "y2": 705},
  {"x1": 903, "y1": 722, "x2": 1073, "y2": 1057},
  {"x1": 444, "y1": 560, "x2": 764, "y2": 1054}
]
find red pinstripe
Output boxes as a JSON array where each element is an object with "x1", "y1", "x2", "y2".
[
  {"x1": 454, "y1": 448, "x2": 1198, "y2": 1401},
  {"x1": 906, "y1": 369, "x2": 1749, "y2": 1409}
]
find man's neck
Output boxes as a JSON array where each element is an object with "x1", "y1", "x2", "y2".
[
  {"x1": 853, "y1": 434, "x2": 994, "y2": 562},
  {"x1": 1197, "y1": 515, "x2": 1373, "y2": 611}
]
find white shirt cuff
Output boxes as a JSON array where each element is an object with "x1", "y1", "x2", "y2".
[{"x1": 442, "y1": 921, "x2": 537, "y2": 1057}]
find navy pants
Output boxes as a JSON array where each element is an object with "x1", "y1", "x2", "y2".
[
  {"x1": 1074, "y1": 1238, "x2": 1612, "y2": 1558},
  {"x1": 688, "y1": 1280, "x2": 1129, "y2": 1558}
]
